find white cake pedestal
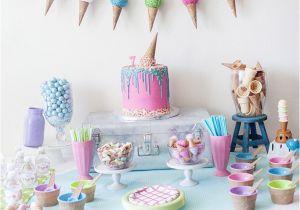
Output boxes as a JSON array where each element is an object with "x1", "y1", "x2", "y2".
[
  {"x1": 167, "y1": 158, "x2": 208, "y2": 187},
  {"x1": 94, "y1": 163, "x2": 136, "y2": 190}
]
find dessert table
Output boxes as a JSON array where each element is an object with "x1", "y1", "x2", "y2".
[{"x1": 34, "y1": 154, "x2": 299, "y2": 210}]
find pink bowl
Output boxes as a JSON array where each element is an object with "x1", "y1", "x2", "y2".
[
  {"x1": 269, "y1": 157, "x2": 293, "y2": 168},
  {"x1": 228, "y1": 173, "x2": 254, "y2": 187}
]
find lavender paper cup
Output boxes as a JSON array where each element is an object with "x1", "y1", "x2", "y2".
[
  {"x1": 230, "y1": 163, "x2": 254, "y2": 174},
  {"x1": 230, "y1": 186, "x2": 258, "y2": 210}
]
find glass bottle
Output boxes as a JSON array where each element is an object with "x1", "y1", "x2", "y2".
[
  {"x1": 4, "y1": 171, "x2": 22, "y2": 206},
  {"x1": 20, "y1": 157, "x2": 36, "y2": 189},
  {"x1": 35, "y1": 147, "x2": 50, "y2": 179}
]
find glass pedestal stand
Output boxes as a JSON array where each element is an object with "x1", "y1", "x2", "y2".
[
  {"x1": 167, "y1": 158, "x2": 208, "y2": 187},
  {"x1": 94, "y1": 163, "x2": 136, "y2": 190}
]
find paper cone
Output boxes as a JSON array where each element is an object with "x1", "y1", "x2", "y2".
[
  {"x1": 249, "y1": 94, "x2": 262, "y2": 115},
  {"x1": 144, "y1": 33, "x2": 158, "y2": 59},
  {"x1": 280, "y1": 121, "x2": 288, "y2": 132},
  {"x1": 227, "y1": 0, "x2": 237, "y2": 17},
  {"x1": 112, "y1": 6, "x2": 122, "y2": 30},
  {"x1": 148, "y1": 7, "x2": 158, "y2": 32},
  {"x1": 45, "y1": 0, "x2": 54, "y2": 16},
  {"x1": 79, "y1": 1, "x2": 89, "y2": 26},
  {"x1": 249, "y1": 80, "x2": 262, "y2": 94},
  {"x1": 186, "y1": 4, "x2": 197, "y2": 28}
]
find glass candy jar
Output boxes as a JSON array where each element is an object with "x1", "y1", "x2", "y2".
[{"x1": 231, "y1": 66, "x2": 267, "y2": 117}]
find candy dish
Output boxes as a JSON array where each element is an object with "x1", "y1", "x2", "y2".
[
  {"x1": 268, "y1": 180, "x2": 297, "y2": 204},
  {"x1": 229, "y1": 186, "x2": 258, "y2": 210},
  {"x1": 166, "y1": 158, "x2": 208, "y2": 187},
  {"x1": 57, "y1": 192, "x2": 86, "y2": 210},
  {"x1": 122, "y1": 185, "x2": 185, "y2": 210},
  {"x1": 269, "y1": 157, "x2": 292, "y2": 168},
  {"x1": 268, "y1": 167, "x2": 293, "y2": 181},
  {"x1": 70, "y1": 180, "x2": 96, "y2": 202},
  {"x1": 230, "y1": 163, "x2": 254, "y2": 174},
  {"x1": 34, "y1": 184, "x2": 60, "y2": 207},
  {"x1": 168, "y1": 134, "x2": 205, "y2": 165},
  {"x1": 94, "y1": 162, "x2": 136, "y2": 190},
  {"x1": 97, "y1": 142, "x2": 133, "y2": 170}
]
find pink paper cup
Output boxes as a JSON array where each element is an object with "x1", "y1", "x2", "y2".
[
  {"x1": 210, "y1": 135, "x2": 231, "y2": 176},
  {"x1": 269, "y1": 157, "x2": 292, "y2": 168},
  {"x1": 228, "y1": 173, "x2": 254, "y2": 187},
  {"x1": 230, "y1": 186, "x2": 258, "y2": 210}
]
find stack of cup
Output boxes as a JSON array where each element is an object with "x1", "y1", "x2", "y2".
[{"x1": 278, "y1": 100, "x2": 288, "y2": 122}]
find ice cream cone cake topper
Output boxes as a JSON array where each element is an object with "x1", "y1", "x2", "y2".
[
  {"x1": 182, "y1": 0, "x2": 198, "y2": 28},
  {"x1": 45, "y1": 0, "x2": 54, "y2": 16},
  {"x1": 276, "y1": 100, "x2": 292, "y2": 143},
  {"x1": 222, "y1": 59, "x2": 246, "y2": 70},
  {"x1": 227, "y1": 0, "x2": 237, "y2": 17},
  {"x1": 254, "y1": 62, "x2": 263, "y2": 71},
  {"x1": 111, "y1": 0, "x2": 128, "y2": 30},
  {"x1": 140, "y1": 33, "x2": 158, "y2": 67},
  {"x1": 79, "y1": 0, "x2": 92, "y2": 26},
  {"x1": 145, "y1": 0, "x2": 162, "y2": 32}
]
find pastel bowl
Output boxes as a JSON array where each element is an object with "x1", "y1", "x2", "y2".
[
  {"x1": 70, "y1": 180, "x2": 96, "y2": 202},
  {"x1": 230, "y1": 163, "x2": 254, "y2": 174},
  {"x1": 57, "y1": 192, "x2": 86, "y2": 210},
  {"x1": 235, "y1": 153, "x2": 257, "y2": 170},
  {"x1": 229, "y1": 186, "x2": 258, "y2": 210},
  {"x1": 268, "y1": 180, "x2": 296, "y2": 204},
  {"x1": 34, "y1": 184, "x2": 60, "y2": 207},
  {"x1": 268, "y1": 167, "x2": 293, "y2": 181},
  {"x1": 269, "y1": 157, "x2": 292, "y2": 168},
  {"x1": 228, "y1": 173, "x2": 254, "y2": 187}
]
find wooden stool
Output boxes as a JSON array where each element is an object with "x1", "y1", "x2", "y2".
[{"x1": 231, "y1": 114, "x2": 270, "y2": 153}]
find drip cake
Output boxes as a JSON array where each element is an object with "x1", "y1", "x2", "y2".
[{"x1": 121, "y1": 33, "x2": 170, "y2": 119}]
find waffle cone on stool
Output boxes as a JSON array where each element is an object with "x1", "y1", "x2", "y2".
[
  {"x1": 237, "y1": 97, "x2": 250, "y2": 114},
  {"x1": 112, "y1": 6, "x2": 122, "y2": 30},
  {"x1": 249, "y1": 80, "x2": 262, "y2": 95},
  {"x1": 45, "y1": 0, "x2": 54, "y2": 15},
  {"x1": 227, "y1": 0, "x2": 237, "y2": 17},
  {"x1": 79, "y1": 0, "x2": 89, "y2": 26},
  {"x1": 186, "y1": 4, "x2": 197, "y2": 28},
  {"x1": 148, "y1": 7, "x2": 158, "y2": 31},
  {"x1": 249, "y1": 94, "x2": 262, "y2": 115}
]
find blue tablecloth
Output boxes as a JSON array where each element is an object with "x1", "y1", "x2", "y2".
[{"x1": 39, "y1": 154, "x2": 299, "y2": 210}]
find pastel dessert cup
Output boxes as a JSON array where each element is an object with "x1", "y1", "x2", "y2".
[
  {"x1": 230, "y1": 186, "x2": 258, "y2": 210},
  {"x1": 268, "y1": 180, "x2": 296, "y2": 204},
  {"x1": 71, "y1": 180, "x2": 96, "y2": 202},
  {"x1": 228, "y1": 173, "x2": 254, "y2": 187},
  {"x1": 235, "y1": 153, "x2": 257, "y2": 170},
  {"x1": 269, "y1": 157, "x2": 292, "y2": 168},
  {"x1": 34, "y1": 184, "x2": 60, "y2": 207},
  {"x1": 230, "y1": 163, "x2": 254, "y2": 174},
  {"x1": 268, "y1": 167, "x2": 293, "y2": 181},
  {"x1": 57, "y1": 192, "x2": 86, "y2": 210}
]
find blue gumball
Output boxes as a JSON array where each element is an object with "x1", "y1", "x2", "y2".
[
  {"x1": 65, "y1": 89, "x2": 70, "y2": 94},
  {"x1": 63, "y1": 94, "x2": 69, "y2": 99},
  {"x1": 58, "y1": 113, "x2": 64, "y2": 118},
  {"x1": 46, "y1": 96, "x2": 51, "y2": 101},
  {"x1": 51, "y1": 88, "x2": 57, "y2": 93},
  {"x1": 54, "y1": 82, "x2": 59, "y2": 87},
  {"x1": 50, "y1": 93, "x2": 55, "y2": 99},
  {"x1": 60, "y1": 104, "x2": 66, "y2": 109},
  {"x1": 67, "y1": 99, "x2": 72, "y2": 104},
  {"x1": 62, "y1": 108, "x2": 67, "y2": 114},
  {"x1": 55, "y1": 92, "x2": 61, "y2": 97},
  {"x1": 68, "y1": 108, "x2": 72, "y2": 113},
  {"x1": 46, "y1": 111, "x2": 52, "y2": 117},
  {"x1": 50, "y1": 98, "x2": 57, "y2": 103},
  {"x1": 59, "y1": 96, "x2": 64, "y2": 101},
  {"x1": 56, "y1": 108, "x2": 62, "y2": 113},
  {"x1": 65, "y1": 103, "x2": 70, "y2": 108},
  {"x1": 51, "y1": 111, "x2": 57, "y2": 116},
  {"x1": 46, "y1": 89, "x2": 51, "y2": 95},
  {"x1": 51, "y1": 104, "x2": 58, "y2": 109},
  {"x1": 63, "y1": 84, "x2": 69, "y2": 90},
  {"x1": 57, "y1": 86, "x2": 63, "y2": 92},
  {"x1": 56, "y1": 100, "x2": 62, "y2": 105},
  {"x1": 58, "y1": 80, "x2": 64, "y2": 86},
  {"x1": 286, "y1": 138, "x2": 299, "y2": 151}
]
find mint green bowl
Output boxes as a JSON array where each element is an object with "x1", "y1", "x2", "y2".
[{"x1": 268, "y1": 180, "x2": 296, "y2": 204}]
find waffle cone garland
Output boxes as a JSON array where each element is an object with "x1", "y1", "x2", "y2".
[
  {"x1": 182, "y1": 0, "x2": 199, "y2": 28},
  {"x1": 111, "y1": 0, "x2": 128, "y2": 30},
  {"x1": 275, "y1": 100, "x2": 292, "y2": 143},
  {"x1": 45, "y1": 0, "x2": 54, "y2": 16},
  {"x1": 79, "y1": 0, "x2": 90, "y2": 26},
  {"x1": 227, "y1": 0, "x2": 237, "y2": 17},
  {"x1": 145, "y1": 0, "x2": 162, "y2": 32}
]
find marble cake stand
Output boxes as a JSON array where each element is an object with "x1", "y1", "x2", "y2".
[
  {"x1": 94, "y1": 163, "x2": 136, "y2": 190},
  {"x1": 167, "y1": 158, "x2": 209, "y2": 187}
]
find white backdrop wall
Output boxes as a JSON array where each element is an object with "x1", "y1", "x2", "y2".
[{"x1": 1, "y1": 0, "x2": 299, "y2": 155}]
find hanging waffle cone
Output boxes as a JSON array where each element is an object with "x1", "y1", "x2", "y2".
[
  {"x1": 186, "y1": 4, "x2": 197, "y2": 28},
  {"x1": 227, "y1": 0, "x2": 237, "y2": 17},
  {"x1": 112, "y1": 6, "x2": 122, "y2": 30},
  {"x1": 45, "y1": 0, "x2": 54, "y2": 16},
  {"x1": 79, "y1": 0, "x2": 89, "y2": 26},
  {"x1": 148, "y1": 7, "x2": 158, "y2": 32}
]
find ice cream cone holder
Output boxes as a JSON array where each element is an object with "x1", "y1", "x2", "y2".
[
  {"x1": 166, "y1": 158, "x2": 208, "y2": 187},
  {"x1": 94, "y1": 162, "x2": 136, "y2": 190}
]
